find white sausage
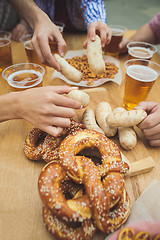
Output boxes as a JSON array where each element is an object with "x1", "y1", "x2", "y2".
[
  {"x1": 95, "y1": 102, "x2": 117, "y2": 137},
  {"x1": 106, "y1": 109, "x2": 147, "y2": 127},
  {"x1": 67, "y1": 90, "x2": 90, "y2": 107},
  {"x1": 113, "y1": 107, "x2": 137, "y2": 150},
  {"x1": 87, "y1": 35, "x2": 105, "y2": 75},
  {"x1": 54, "y1": 54, "x2": 82, "y2": 83},
  {"x1": 82, "y1": 108, "x2": 104, "y2": 134}
]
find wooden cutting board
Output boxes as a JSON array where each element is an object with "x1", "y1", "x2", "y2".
[{"x1": 0, "y1": 87, "x2": 155, "y2": 240}]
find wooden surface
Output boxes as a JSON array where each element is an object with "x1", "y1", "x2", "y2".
[{"x1": 0, "y1": 30, "x2": 160, "y2": 240}]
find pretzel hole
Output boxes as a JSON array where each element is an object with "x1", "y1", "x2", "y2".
[
  {"x1": 34, "y1": 132, "x2": 47, "y2": 147},
  {"x1": 78, "y1": 147, "x2": 101, "y2": 166},
  {"x1": 60, "y1": 180, "x2": 83, "y2": 200}
]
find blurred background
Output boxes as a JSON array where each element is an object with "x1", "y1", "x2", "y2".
[{"x1": 104, "y1": 0, "x2": 160, "y2": 51}]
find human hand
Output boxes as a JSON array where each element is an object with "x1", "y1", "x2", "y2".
[
  {"x1": 134, "y1": 101, "x2": 160, "y2": 146},
  {"x1": 16, "y1": 85, "x2": 81, "y2": 137},
  {"x1": 31, "y1": 13, "x2": 67, "y2": 71},
  {"x1": 83, "y1": 21, "x2": 112, "y2": 49},
  {"x1": 118, "y1": 36, "x2": 130, "y2": 54},
  {"x1": 12, "y1": 19, "x2": 30, "y2": 42}
]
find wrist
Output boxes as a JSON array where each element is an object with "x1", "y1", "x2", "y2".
[{"x1": 0, "y1": 92, "x2": 22, "y2": 122}]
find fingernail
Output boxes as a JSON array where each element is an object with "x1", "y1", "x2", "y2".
[
  {"x1": 71, "y1": 87, "x2": 78, "y2": 90},
  {"x1": 60, "y1": 51, "x2": 64, "y2": 57}
]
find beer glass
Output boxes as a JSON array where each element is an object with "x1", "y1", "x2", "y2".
[
  {"x1": 104, "y1": 25, "x2": 127, "y2": 57},
  {"x1": 0, "y1": 31, "x2": 13, "y2": 72},
  {"x1": 49, "y1": 21, "x2": 65, "y2": 54},
  {"x1": 0, "y1": 31, "x2": 12, "y2": 39},
  {"x1": 123, "y1": 59, "x2": 160, "y2": 110},
  {"x1": 2, "y1": 63, "x2": 45, "y2": 91},
  {"x1": 127, "y1": 42, "x2": 157, "y2": 60},
  {"x1": 20, "y1": 34, "x2": 46, "y2": 69}
]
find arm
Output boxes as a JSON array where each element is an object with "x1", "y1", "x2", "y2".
[
  {"x1": 119, "y1": 24, "x2": 157, "y2": 54},
  {"x1": 9, "y1": 0, "x2": 66, "y2": 70},
  {"x1": 134, "y1": 101, "x2": 160, "y2": 146},
  {"x1": 82, "y1": 0, "x2": 112, "y2": 48},
  {"x1": 0, "y1": 86, "x2": 81, "y2": 137}
]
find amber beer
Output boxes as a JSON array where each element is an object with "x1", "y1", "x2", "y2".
[
  {"x1": 104, "y1": 25, "x2": 126, "y2": 57},
  {"x1": 7, "y1": 70, "x2": 43, "y2": 91},
  {"x1": 123, "y1": 60, "x2": 160, "y2": 110},
  {"x1": 127, "y1": 42, "x2": 157, "y2": 61},
  {"x1": 2, "y1": 63, "x2": 45, "y2": 91},
  {"x1": 24, "y1": 40, "x2": 46, "y2": 67},
  {"x1": 0, "y1": 38, "x2": 12, "y2": 72}
]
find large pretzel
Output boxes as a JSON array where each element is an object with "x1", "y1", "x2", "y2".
[
  {"x1": 38, "y1": 129, "x2": 130, "y2": 239},
  {"x1": 58, "y1": 129, "x2": 129, "y2": 182},
  {"x1": 24, "y1": 119, "x2": 85, "y2": 163}
]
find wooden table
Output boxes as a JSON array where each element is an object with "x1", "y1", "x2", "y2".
[{"x1": 0, "y1": 31, "x2": 160, "y2": 240}]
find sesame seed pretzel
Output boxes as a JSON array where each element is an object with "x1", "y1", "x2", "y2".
[
  {"x1": 38, "y1": 129, "x2": 130, "y2": 239},
  {"x1": 24, "y1": 119, "x2": 85, "y2": 163},
  {"x1": 38, "y1": 159, "x2": 130, "y2": 238}
]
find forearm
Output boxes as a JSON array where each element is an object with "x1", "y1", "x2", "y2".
[
  {"x1": 0, "y1": 93, "x2": 20, "y2": 122},
  {"x1": 130, "y1": 24, "x2": 156, "y2": 44},
  {"x1": 8, "y1": 0, "x2": 49, "y2": 30}
]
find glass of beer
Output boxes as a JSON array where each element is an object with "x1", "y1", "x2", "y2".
[
  {"x1": 2, "y1": 63, "x2": 45, "y2": 91},
  {"x1": 20, "y1": 34, "x2": 46, "y2": 70},
  {"x1": 104, "y1": 25, "x2": 127, "y2": 57},
  {"x1": 0, "y1": 38, "x2": 13, "y2": 72},
  {"x1": 49, "y1": 21, "x2": 65, "y2": 54},
  {"x1": 0, "y1": 31, "x2": 12, "y2": 39},
  {"x1": 123, "y1": 59, "x2": 160, "y2": 110},
  {"x1": 127, "y1": 42, "x2": 157, "y2": 60}
]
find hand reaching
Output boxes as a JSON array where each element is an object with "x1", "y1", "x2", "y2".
[
  {"x1": 83, "y1": 21, "x2": 112, "y2": 49},
  {"x1": 16, "y1": 86, "x2": 82, "y2": 136},
  {"x1": 134, "y1": 101, "x2": 160, "y2": 146},
  {"x1": 31, "y1": 13, "x2": 67, "y2": 70}
]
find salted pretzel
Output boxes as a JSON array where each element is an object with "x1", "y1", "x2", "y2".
[
  {"x1": 134, "y1": 231, "x2": 152, "y2": 240},
  {"x1": 154, "y1": 235, "x2": 160, "y2": 240},
  {"x1": 58, "y1": 129, "x2": 129, "y2": 183},
  {"x1": 118, "y1": 227, "x2": 135, "y2": 240},
  {"x1": 38, "y1": 129, "x2": 130, "y2": 239},
  {"x1": 38, "y1": 160, "x2": 130, "y2": 237},
  {"x1": 24, "y1": 119, "x2": 85, "y2": 163},
  {"x1": 43, "y1": 206, "x2": 96, "y2": 240}
]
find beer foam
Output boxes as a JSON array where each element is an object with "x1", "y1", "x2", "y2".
[
  {"x1": 7, "y1": 70, "x2": 42, "y2": 88},
  {"x1": 127, "y1": 65, "x2": 158, "y2": 82},
  {"x1": 129, "y1": 47, "x2": 153, "y2": 59},
  {"x1": 112, "y1": 28, "x2": 124, "y2": 36},
  {"x1": 24, "y1": 40, "x2": 34, "y2": 50}
]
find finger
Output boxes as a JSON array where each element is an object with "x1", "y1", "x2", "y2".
[
  {"x1": 138, "y1": 110, "x2": 160, "y2": 129},
  {"x1": 119, "y1": 37, "x2": 129, "y2": 49},
  {"x1": 49, "y1": 105, "x2": 75, "y2": 118},
  {"x1": 149, "y1": 139, "x2": 160, "y2": 147},
  {"x1": 83, "y1": 40, "x2": 88, "y2": 49},
  {"x1": 142, "y1": 123, "x2": 160, "y2": 137},
  {"x1": 51, "y1": 85, "x2": 78, "y2": 94},
  {"x1": 106, "y1": 27, "x2": 112, "y2": 44},
  {"x1": 99, "y1": 27, "x2": 107, "y2": 47},
  {"x1": 53, "y1": 94, "x2": 81, "y2": 109},
  {"x1": 145, "y1": 131, "x2": 160, "y2": 140},
  {"x1": 88, "y1": 24, "x2": 96, "y2": 41},
  {"x1": 45, "y1": 126, "x2": 64, "y2": 137},
  {"x1": 48, "y1": 117, "x2": 71, "y2": 128},
  {"x1": 134, "y1": 101, "x2": 158, "y2": 113},
  {"x1": 55, "y1": 34, "x2": 67, "y2": 57},
  {"x1": 32, "y1": 35, "x2": 46, "y2": 65},
  {"x1": 37, "y1": 35, "x2": 60, "y2": 70}
]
